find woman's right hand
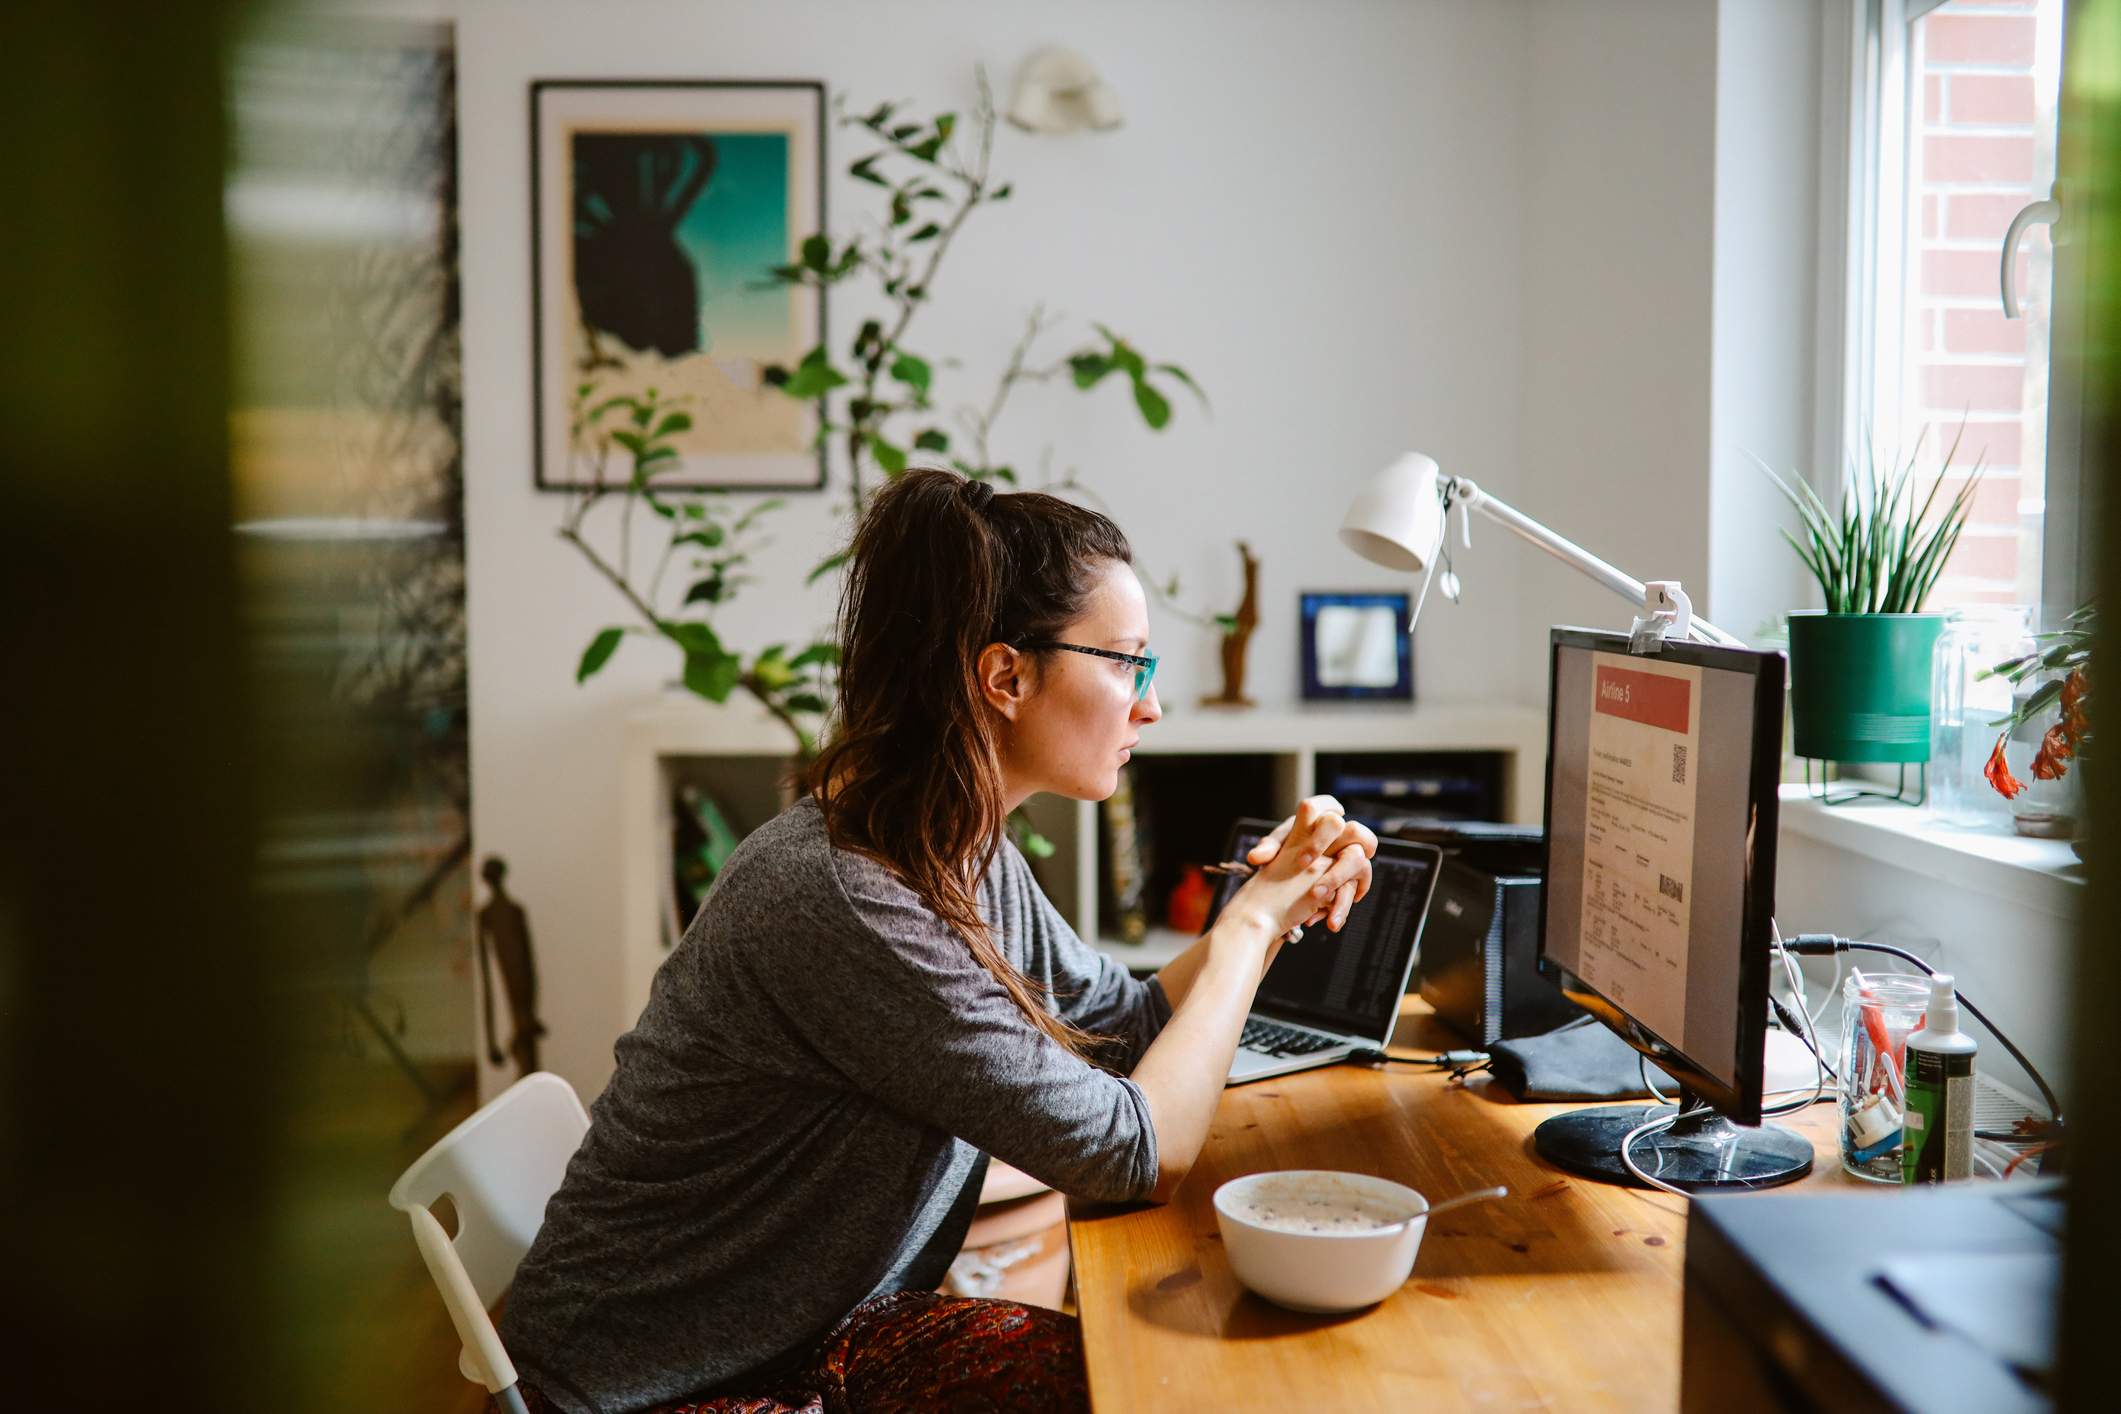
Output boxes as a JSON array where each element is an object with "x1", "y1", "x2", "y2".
[{"x1": 1224, "y1": 801, "x2": 1371, "y2": 944}]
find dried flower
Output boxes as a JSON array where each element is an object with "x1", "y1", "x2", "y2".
[
  {"x1": 1985, "y1": 735, "x2": 2028, "y2": 798},
  {"x1": 2031, "y1": 723, "x2": 2073, "y2": 780}
]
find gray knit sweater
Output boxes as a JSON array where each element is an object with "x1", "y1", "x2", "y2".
[{"x1": 499, "y1": 796, "x2": 1170, "y2": 1413}]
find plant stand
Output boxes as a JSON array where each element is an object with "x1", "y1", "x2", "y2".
[{"x1": 1801, "y1": 758, "x2": 1928, "y2": 807}]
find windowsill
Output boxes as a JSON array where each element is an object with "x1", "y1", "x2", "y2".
[{"x1": 1776, "y1": 784, "x2": 2085, "y2": 919}]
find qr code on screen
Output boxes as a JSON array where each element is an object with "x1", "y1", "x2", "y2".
[{"x1": 1671, "y1": 744, "x2": 1688, "y2": 784}]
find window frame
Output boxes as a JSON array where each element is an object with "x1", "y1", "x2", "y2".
[{"x1": 1817, "y1": 0, "x2": 2085, "y2": 627}]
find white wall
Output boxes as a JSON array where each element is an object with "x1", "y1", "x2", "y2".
[
  {"x1": 1710, "y1": 0, "x2": 1825, "y2": 640},
  {"x1": 456, "y1": 0, "x2": 1533, "y2": 1099},
  {"x1": 1510, "y1": 0, "x2": 1720, "y2": 698}
]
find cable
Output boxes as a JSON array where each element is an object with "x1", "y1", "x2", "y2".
[
  {"x1": 1780, "y1": 934, "x2": 2064, "y2": 1126},
  {"x1": 1618, "y1": 1105, "x2": 1690, "y2": 1197}
]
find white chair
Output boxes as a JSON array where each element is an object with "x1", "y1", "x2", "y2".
[{"x1": 390, "y1": 1071, "x2": 590, "y2": 1414}]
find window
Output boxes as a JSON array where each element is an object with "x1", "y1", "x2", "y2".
[{"x1": 1847, "y1": 0, "x2": 2073, "y2": 614}]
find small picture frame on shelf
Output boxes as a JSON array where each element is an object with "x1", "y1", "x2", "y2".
[{"x1": 1300, "y1": 591, "x2": 1413, "y2": 702}]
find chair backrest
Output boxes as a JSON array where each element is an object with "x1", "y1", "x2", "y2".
[{"x1": 389, "y1": 1071, "x2": 589, "y2": 1392}]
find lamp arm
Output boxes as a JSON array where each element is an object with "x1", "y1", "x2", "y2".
[{"x1": 1447, "y1": 477, "x2": 1745, "y2": 647}]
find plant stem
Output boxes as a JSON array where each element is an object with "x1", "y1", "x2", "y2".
[{"x1": 847, "y1": 75, "x2": 999, "y2": 511}]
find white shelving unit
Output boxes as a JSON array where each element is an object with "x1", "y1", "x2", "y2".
[{"x1": 621, "y1": 692, "x2": 1548, "y2": 1012}]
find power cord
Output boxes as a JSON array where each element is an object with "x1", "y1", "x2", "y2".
[{"x1": 1348, "y1": 1047, "x2": 1493, "y2": 1081}]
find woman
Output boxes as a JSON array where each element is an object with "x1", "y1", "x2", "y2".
[{"x1": 501, "y1": 470, "x2": 1377, "y2": 1414}]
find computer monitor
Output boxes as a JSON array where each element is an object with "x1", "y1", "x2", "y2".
[{"x1": 1533, "y1": 627, "x2": 1812, "y2": 1190}]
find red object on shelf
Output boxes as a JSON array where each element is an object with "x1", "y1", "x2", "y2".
[{"x1": 1167, "y1": 866, "x2": 1213, "y2": 935}]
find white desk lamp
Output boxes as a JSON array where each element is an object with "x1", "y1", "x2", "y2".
[{"x1": 1339, "y1": 452, "x2": 1744, "y2": 648}]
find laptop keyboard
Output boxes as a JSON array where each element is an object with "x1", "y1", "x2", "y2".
[{"x1": 1240, "y1": 1019, "x2": 1340, "y2": 1057}]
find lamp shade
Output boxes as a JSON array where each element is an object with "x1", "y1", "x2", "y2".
[{"x1": 1339, "y1": 452, "x2": 1444, "y2": 573}]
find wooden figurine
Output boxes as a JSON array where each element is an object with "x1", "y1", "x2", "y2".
[
  {"x1": 1201, "y1": 541, "x2": 1259, "y2": 708},
  {"x1": 477, "y1": 856, "x2": 548, "y2": 1079}
]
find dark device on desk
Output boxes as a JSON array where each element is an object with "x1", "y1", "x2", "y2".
[
  {"x1": 1200, "y1": 818, "x2": 1443, "y2": 1085},
  {"x1": 1533, "y1": 627, "x2": 1809, "y2": 1191},
  {"x1": 1389, "y1": 822, "x2": 1580, "y2": 1045},
  {"x1": 1682, "y1": 1184, "x2": 2061, "y2": 1412}
]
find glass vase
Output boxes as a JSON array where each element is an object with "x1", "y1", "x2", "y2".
[
  {"x1": 1929, "y1": 606, "x2": 2030, "y2": 827},
  {"x1": 2001, "y1": 648, "x2": 2083, "y2": 838}
]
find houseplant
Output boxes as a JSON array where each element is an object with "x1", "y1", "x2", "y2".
[
  {"x1": 1759, "y1": 430, "x2": 1983, "y2": 775},
  {"x1": 1981, "y1": 600, "x2": 2096, "y2": 838}
]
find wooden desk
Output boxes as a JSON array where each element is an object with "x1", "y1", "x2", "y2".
[{"x1": 1066, "y1": 1001, "x2": 1859, "y2": 1412}]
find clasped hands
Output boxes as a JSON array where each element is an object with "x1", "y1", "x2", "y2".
[{"x1": 1230, "y1": 795, "x2": 1378, "y2": 943}]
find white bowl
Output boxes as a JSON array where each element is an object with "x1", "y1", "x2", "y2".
[{"x1": 1212, "y1": 1170, "x2": 1430, "y2": 1314}]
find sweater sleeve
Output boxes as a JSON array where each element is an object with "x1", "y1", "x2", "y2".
[
  {"x1": 997, "y1": 842, "x2": 1172, "y2": 1073},
  {"x1": 740, "y1": 847, "x2": 1160, "y2": 1204}
]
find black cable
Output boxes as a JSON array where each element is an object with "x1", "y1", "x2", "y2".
[
  {"x1": 1782, "y1": 934, "x2": 2064, "y2": 1126},
  {"x1": 1347, "y1": 1046, "x2": 1487, "y2": 1068},
  {"x1": 1769, "y1": 996, "x2": 1840, "y2": 1083}
]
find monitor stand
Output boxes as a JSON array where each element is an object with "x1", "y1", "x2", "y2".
[{"x1": 1534, "y1": 1093, "x2": 1813, "y2": 1191}]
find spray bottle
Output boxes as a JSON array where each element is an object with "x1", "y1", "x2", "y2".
[{"x1": 1902, "y1": 972, "x2": 1978, "y2": 1184}]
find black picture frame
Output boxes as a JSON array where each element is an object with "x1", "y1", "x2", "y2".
[
  {"x1": 1299, "y1": 591, "x2": 1414, "y2": 702},
  {"x1": 531, "y1": 79, "x2": 828, "y2": 492}
]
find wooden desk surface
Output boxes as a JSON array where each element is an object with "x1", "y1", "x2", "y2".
[{"x1": 1066, "y1": 1002, "x2": 1862, "y2": 1413}]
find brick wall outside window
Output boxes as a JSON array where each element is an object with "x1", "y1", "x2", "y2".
[{"x1": 1900, "y1": 0, "x2": 2061, "y2": 608}]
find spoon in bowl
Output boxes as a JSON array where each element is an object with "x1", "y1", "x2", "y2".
[{"x1": 1416, "y1": 1185, "x2": 1509, "y2": 1222}]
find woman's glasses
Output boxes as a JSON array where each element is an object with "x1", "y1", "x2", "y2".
[{"x1": 1022, "y1": 641, "x2": 1159, "y2": 702}]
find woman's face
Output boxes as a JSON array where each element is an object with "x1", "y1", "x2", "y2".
[{"x1": 998, "y1": 558, "x2": 1163, "y2": 807}]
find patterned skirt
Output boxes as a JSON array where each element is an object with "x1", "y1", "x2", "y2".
[{"x1": 514, "y1": 1289, "x2": 1089, "y2": 1414}]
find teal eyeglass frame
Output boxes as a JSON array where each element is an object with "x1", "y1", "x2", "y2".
[{"x1": 1022, "y1": 641, "x2": 1160, "y2": 701}]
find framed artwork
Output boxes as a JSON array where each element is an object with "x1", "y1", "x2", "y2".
[
  {"x1": 1299, "y1": 592, "x2": 1414, "y2": 702},
  {"x1": 532, "y1": 79, "x2": 827, "y2": 491}
]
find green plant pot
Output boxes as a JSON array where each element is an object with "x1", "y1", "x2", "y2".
[{"x1": 1787, "y1": 612, "x2": 1946, "y2": 764}]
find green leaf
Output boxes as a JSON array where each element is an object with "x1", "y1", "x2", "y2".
[
  {"x1": 751, "y1": 651, "x2": 797, "y2": 691},
  {"x1": 789, "y1": 642, "x2": 840, "y2": 669},
  {"x1": 781, "y1": 358, "x2": 849, "y2": 400},
  {"x1": 1018, "y1": 828, "x2": 1055, "y2": 860},
  {"x1": 801, "y1": 233, "x2": 831, "y2": 272},
  {"x1": 906, "y1": 137, "x2": 943, "y2": 163},
  {"x1": 611, "y1": 428, "x2": 648, "y2": 457},
  {"x1": 989, "y1": 183, "x2": 1013, "y2": 201},
  {"x1": 1214, "y1": 614, "x2": 1239, "y2": 633},
  {"x1": 683, "y1": 577, "x2": 725, "y2": 605},
  {"x1": 576, "y1": 627, "x2": 624, "y2": 683},
  {"x1": 889, "y1": 122, "x2": 922, "y2": 141},
  {"x1": 866, "y1": 433, "x2": 908, "y2": 475},
  {"x1": 807, "y1": 550, "x2": 850, "y2": 586},
  {"x1": 934, "y1": 112, "x2": 956, "y2": 143},
  {"x1": 674, "y1": 525, "x2": 726, "y2": 549},
  {"x1": 913, "y1": 428, "x2": 949, "y2": 452},
  {"x1": 1154, "y1": 362, "x2": 1209, "y2": 407},
  {"x1": 889, "y1": 352, "x2": 933, "y2": 397},
  {"x1": 1069, "y1": 354, "x2": 1114, "y2": 389},
  {"x1": 1133, "y1": 379, "x2": 1171, "y2": 430},
  {"x1": 907, "y1": 222, "x2": 942, "y2": 243},
  {"x1": 653, "y1": 411, "x2": 692, "y2": 438},
  {"x1": 784, "y1": 691, "x2": 830, "y2": 715},
  {"x1": 683, "y1": 649, "x2": 743, "y2": 703},
  {"x1": 848, "y1": 155, "x2": 889, "y2": 186}
]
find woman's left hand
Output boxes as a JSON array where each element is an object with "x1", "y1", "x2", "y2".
[{"x1": 1245, "y1": 795, "x2": 1377, "y2": 932}]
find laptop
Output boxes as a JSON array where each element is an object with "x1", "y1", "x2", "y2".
[{"x1": 1202, "y1": 818, "x2": 1445, "y2": 1084}]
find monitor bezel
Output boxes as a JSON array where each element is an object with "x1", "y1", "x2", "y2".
[
  {"x1": 1534, "y1": 626, "x2": 1785, "y2": 1125},
  {"x1": 1206, "y1": 816, "x2": 1443, "y2": 1045}
]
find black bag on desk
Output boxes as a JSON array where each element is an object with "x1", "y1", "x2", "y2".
[{"x1": 1487, "y1": 1016, "x2": 1678, "y2": 1101}]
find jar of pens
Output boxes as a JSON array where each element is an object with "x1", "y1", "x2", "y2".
[{"x1": 1839, "y1": 972, "x2": 1931, "y2": 1182}]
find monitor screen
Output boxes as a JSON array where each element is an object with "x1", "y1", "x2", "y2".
[
  {"x1": 1201, "y1": 822, "x2": 1441, "y2": 1042},
  {"x1": 1537, "y1": 628, "x2": 1784, "y2": 1121}
]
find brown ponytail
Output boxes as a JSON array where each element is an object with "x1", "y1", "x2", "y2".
[{"x1": 801, "y1": 469, "x2": 1132, "y2": 1060}]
